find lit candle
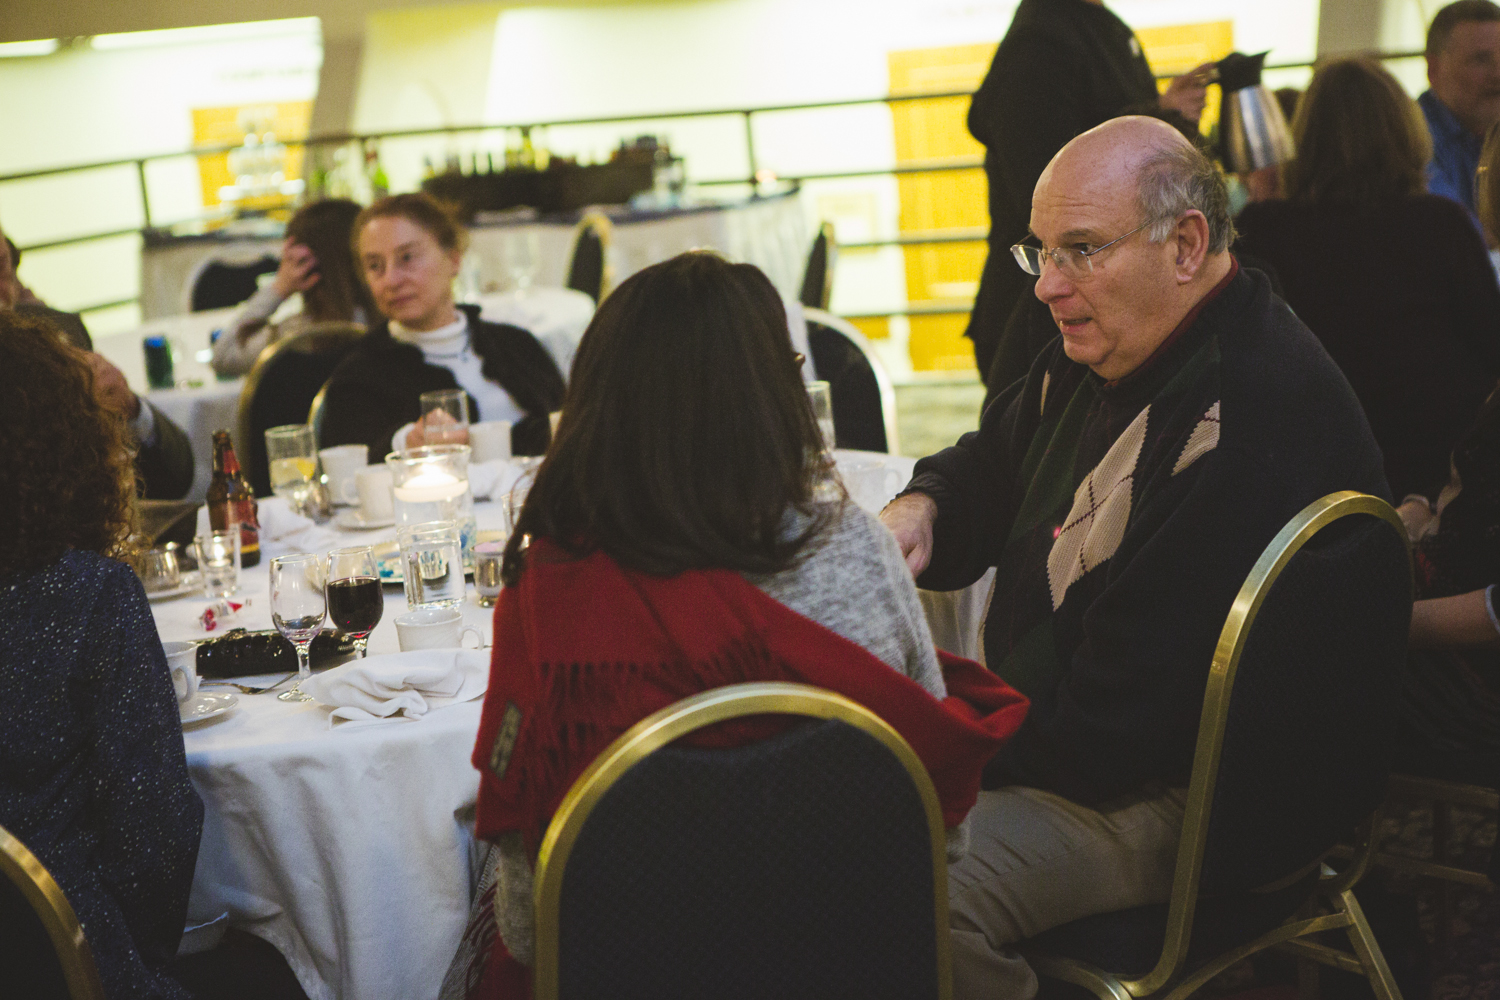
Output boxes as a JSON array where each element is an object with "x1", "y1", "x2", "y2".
[{"x1": 393, "y1": 469, "x2": 466, "y2": 503}]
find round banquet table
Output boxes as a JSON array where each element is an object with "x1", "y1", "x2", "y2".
[
  {"x1": 152, "y1": 502, "x2": 507, "y2": 1000},
  {"x1": 148, "y1": 452, "x2": 986, "y2": 1000}
]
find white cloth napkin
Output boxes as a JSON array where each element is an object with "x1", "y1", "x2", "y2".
[
  {"x1": 468, "y1": 459, "x2": 532, "y2": 501},
  {"x1": 301, "y1": 649, "x2": 489, "y2": 727},
  {"x1": 255, "y1": 496, "x2": 345, "y2": 557}
]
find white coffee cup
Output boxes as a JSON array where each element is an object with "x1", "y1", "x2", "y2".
[
  {"x1": 394, "y1": 608, "x2": 484, "y2": 651},
  {"x1": 355, "y1": 465, "x2": 395, "y2": 521},
  {"x1": 469, "y1": 420, "x2": 513, "y2": 464},
  {"x1": 319, "y1": 444, "x2": 369, "y2": 506},
  {"x1": 836, "y1": 457, "x2": 904, "y2": 514},
  {"x1": 163, "y1": 640, "x2": 199, "y2": 704}
]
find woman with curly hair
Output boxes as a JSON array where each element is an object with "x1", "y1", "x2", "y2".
[{"x1": 0, "y1": 311, "x2": 203, "y2": 999}]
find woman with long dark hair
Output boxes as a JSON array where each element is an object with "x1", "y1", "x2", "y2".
[
  {"x1": 0, "y1": 311, "x2": 202, "y2": 998},
  {"x1": 454, "y1": 252, "x2": 1027, "y2": 1000},
  {"x1": 319, "y1": 192, "x2": 565, "y2": 459},
  {"x1": 1235, "y1": 56, "x2": 1500, "y2": 500},
  {"x1": 211, "y1": 197, "x2": 377, "y2": 376}
]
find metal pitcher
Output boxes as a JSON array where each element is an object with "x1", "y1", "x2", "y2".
[{"x1": 1216, "y1": 51, "x2": 1295, "y2": 173}]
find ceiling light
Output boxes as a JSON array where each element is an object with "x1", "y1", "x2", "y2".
[
  {"x1": 91, "y1": 17, "x2": 319, "y2": 51},
  {"x1": 0, "y1": 39, "x2": 59, "y2": 58}
]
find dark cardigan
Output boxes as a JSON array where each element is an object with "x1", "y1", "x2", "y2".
[
  {"x1": 964, "y1": 0, "x2": 1160, "y2": 377},
  {"x1": 319, "y1": 304, "x2": 565, "y2": 461},
  {"x1": 1235, "y1": 194, "x2": 1500, "y2": 500},
  {"x1": 907, "y1": 265, "x2": 1389, "y2": 806}
]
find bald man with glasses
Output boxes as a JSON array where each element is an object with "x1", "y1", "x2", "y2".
[{"x1": 880, "y1": 117, "x2": 1389, "y2": 998}]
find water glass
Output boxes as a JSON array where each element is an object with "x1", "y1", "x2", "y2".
[
  {"x1": 474, "y1": 540, "x2": 504, "y2": 608},
  {"x1": 398, "y1": 521, "x2": 466, "y2": 610},
  {"x1": 270, "y1": 553, "x2": 327, "y2": 702},
  {"x1": 504, "y1": 229, "x2": 541, "y2": 292},
  {"x1": 419, "y1": 388, "x2": 470, "y2": 446},
  {"x1": 806, "y1": 380, "x2": 835, "y2": 452},
  {"x1": 194, "y1": 530, "x2": 241, "y2": 599},
  {"x1": 326, "y1": 546, "x2": 382, "y2": 658},
  {"x1": 265, "y1": 424, "x2": 318, "y2": 512}
]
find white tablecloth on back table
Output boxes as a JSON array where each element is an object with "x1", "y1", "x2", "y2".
[
  {"x1": 467, "y1": 192, "x2": 807, "y2": 300},
  {"x1": 152, "y1": 503, "x2": 507, "y2": 1000},
  {"x1": 93, "y1": 309, "x2": 245, "y2": 501}
]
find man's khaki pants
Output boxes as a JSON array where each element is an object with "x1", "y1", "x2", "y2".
[{"x1": 948, "y1": 785, "x2": 1187, "y2": 999}]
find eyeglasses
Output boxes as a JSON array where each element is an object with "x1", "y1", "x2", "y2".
[{"x1": 1010, "y1": 222, "x2": 1150, "y2": 281}]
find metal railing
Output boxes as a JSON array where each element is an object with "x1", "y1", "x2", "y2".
[{"x1": 0, "y1": 48, "x2": 1421, "y2": 318}]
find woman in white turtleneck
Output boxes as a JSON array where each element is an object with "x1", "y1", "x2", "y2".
[{"x1": 318, "y1": 193, "x2": 565, "y2": 462}]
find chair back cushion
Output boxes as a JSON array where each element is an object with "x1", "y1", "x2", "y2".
[
  {"x1": 241, "y1": 331, "x2": 362, "y2": 496},
  {"x1": 566, "y1": 227, "x2": 604, "y2": 304},
  {"x1": 0, "y1": 865, "x2": 71, "y2": 999},
  {"x1": 190, "y1": 256, "x2": 279, "y2": 312},
  {"x1": 807, "y1": 322, "x2": 887, "y2": 453},
  {"x1": 557, "y1": 717, "x2": 939, "y2": 1000},
  {"x1": 1200, "y1": 512, "x2": 1410, "y2": 893}
]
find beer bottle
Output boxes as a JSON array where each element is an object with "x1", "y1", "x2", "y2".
[{"x1": 208, "y1": 430, "x2": 261, "y2": 567}]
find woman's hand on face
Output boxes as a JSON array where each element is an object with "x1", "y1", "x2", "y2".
[
  {"x1": 405, "y1": 410, "x2": 470, "y2": 449},
  {"x1": 273, "y1": 240, "x2": 321, "y2": 299}
]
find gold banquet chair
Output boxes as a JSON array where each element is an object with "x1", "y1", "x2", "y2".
[
  {"x1": 1022, "y1": 492, "x2": 1412, "y2": 1000},
  {"x1": 235, "y1": 320, "x2": 366, "y2": 497},
  {"x1": 564, "y1": 211, "x2": 613, "y2": 305},
  {"x1": 0, "y1": 824, "x2": 105, "y2": 1000},
  {"x1": 533, "y1": 682, "x2": 952, "y2": 1000}
]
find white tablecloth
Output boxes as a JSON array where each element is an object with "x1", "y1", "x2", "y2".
[
  {"x1": 467, "y1": 192, "x2": 807, "y2": 300},
  {"x1": 473, "y1": 287, "x2": 595, "y2": 379},
  {"x1": 148, "y1": 458, "x2": 984, "y2": 1000},
  {"x1": 141, "y1": 236, "x2": 284, "y2": 319},
  {"x1": 836, "y1": 451, "x2": 992, "y2": 664},
  {"x1": 152, "y1": 502, "x2": 508, "y2": 1000},
  {"x1": 92, "y1": 309, "x2": 245, "y2": 501}
]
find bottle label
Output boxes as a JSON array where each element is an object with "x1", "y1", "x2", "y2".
[{"x1": 234, "y1": 498, "x2": 260, "y2": 551}]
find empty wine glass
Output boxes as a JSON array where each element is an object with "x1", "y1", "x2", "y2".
[
  {"x1": 270, "y1": 553, "x2": 327, "y2": 702},
  {"x1": 326, "y1": 546, "x2": 382, "y2": 658}
]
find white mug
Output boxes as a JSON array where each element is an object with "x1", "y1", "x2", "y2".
[
  {"x1": 394, "y1": 608, "x2": 484, "y2": 651},
  {"x1": 319, "y1": 444, "x2": 369, "y2": 506},
  {"x1": 469, "y1": 420, "x2": 513, "y2": 464},
  {"x1": 836, "y1": 457, "x2": 904, "y2": 515},
  {"x1": 355, "y1": 465, "x2": 395, "y2": 521},
  {"x1": 163, "y1": 640, "x2": 199, "y2": 704}
]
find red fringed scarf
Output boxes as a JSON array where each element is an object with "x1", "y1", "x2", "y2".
[
  {"x1": 473, "y1": 540, "x2": 1028, "y2": 850},
  {"x1": 465, "y1": 539, "x2": 1029, "y2": 998}
]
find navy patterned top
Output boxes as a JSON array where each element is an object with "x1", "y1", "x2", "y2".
[{"x1": 0, "y1": 548, "x2": 203, "y2": 999}]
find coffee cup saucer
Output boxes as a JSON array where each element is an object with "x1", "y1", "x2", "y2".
[
  {"x1": 181, "y1": 690, "x2": 238, "y2": 727},
  {"x1": 335, "y1": 509, "x2": 396, "y2": 531}
]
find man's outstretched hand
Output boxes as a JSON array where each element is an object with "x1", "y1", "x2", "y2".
[{"x1": 880, "y1": 492, "x2": 938, "y2": 577}]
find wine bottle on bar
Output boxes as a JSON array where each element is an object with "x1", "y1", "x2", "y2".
[{"x1": 208, "y1": 430, "x2": 261, "y2": 568}]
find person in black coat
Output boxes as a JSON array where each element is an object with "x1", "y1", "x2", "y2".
[
  {"x1": 1234, "y1": 57, "x2": 1500, "y2": 501},
  {"x1": 320, "y1": 193, "x2": 565, "y2": 461},
  {"x1": 966, "y1": 0, "x2": 1212, "y2": 383}
]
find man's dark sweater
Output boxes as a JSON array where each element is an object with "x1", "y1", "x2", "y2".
[
  {"x1": 965, "y1": 0, "x2": 1160, "y2": 378},
  {"x1": 909, "y1": 264, "x2": 1389, "y2": 806}
]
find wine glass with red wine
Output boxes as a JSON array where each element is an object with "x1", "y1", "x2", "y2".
[{"x1": 326, "y1": 546, "x2": 383, "y2": 658}]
